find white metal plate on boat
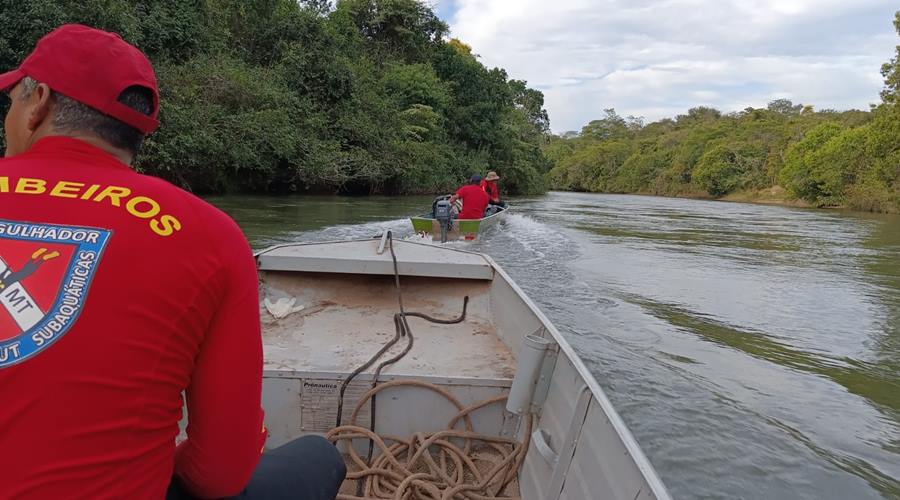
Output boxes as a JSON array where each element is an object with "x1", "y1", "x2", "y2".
[
  {"x1": 256, "y1": 239, "x2": 494, "y2": 280},
  {"x1": 259, "y1": 272, "x2": 515, "y2": 383}
]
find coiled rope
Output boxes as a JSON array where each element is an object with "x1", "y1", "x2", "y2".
[
  {"x1": 327, "y1": 380, "x2": 532, "y2": 500},
  {"x1": 329, "y1": 232, "x2": 530, "y2": 499}
]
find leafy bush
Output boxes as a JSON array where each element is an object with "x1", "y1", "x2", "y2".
[
  {"x1": 780, "y1": 122, "x2": 845, "y2": 203},
  {"x1": 694, "y1": 145, "x2": 745, "y2": 196}
]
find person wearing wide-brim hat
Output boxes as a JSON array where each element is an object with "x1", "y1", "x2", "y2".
[{"x1": 480, "y1": 171, "x2": 505, "y2": 207}]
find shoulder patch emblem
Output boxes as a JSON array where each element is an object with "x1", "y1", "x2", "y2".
[{"x1": 0, "y1": 220, "x2": 111, "y2": 367}]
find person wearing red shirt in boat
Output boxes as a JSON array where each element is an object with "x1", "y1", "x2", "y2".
[
  {"x1": 0, "y1": 25, "x2": 344, "y2": 500},
  {"x1": 449, "y1": 174, "x2": 491, "y2": 219},
  {"x1": 480, "y1": 171, "x2": 502, "y2": 205}
]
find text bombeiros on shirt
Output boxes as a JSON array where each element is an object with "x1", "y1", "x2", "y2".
[{"x1": 0, "y1": 176, "x2": 181, "y2": 237}]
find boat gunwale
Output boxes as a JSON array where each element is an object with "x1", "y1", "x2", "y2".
[
  {"x1": 483, "y1": 253, "x2": 672, "y2": 500},
  {"x1": 261, "y1": 369, "x2": 513, "y2": 388},
  {"x1": 254, "y1": 237, "x2": 493, "y2": 262}
]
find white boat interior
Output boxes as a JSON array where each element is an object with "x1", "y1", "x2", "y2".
[
  {"x1": 255, "y1": 236, "x2": 671, "y2": 500},
  {"x1": 261, "y1": 272, "x2": 517, "y2": 383}
]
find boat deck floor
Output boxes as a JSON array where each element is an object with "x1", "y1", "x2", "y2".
[{"x1": 260, "y1": 272, "x2": 516, "y2": 383}]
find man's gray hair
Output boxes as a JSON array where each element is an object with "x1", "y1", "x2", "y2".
[
  {"x1": 18, "y1": 76, "x2": 39, "y2": 97},
  {"x1": 17, "y1": 76, "x2": 153, "y2": 156},
  {"x1": 19, "y1": 76, "x2": 123, "y2": 132}
]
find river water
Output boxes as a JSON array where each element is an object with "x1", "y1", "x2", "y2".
[{"x1": 209, "y1": 191, "x2": 900, "y2": 500}]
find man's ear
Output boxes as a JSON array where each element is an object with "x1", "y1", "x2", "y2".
[{"x1": 26, "y1": 83, "x2": 53, "y2": 132}]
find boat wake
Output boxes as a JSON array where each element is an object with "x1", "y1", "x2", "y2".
[
  {"x1": 480, "y1": 213, "x2": 574, "y2": 263},
  {"x1": 394, "y1": 213, "x2": 574, "y2": 263},
  {"x1": 263, "y1": 218, "x2": 413, "y2": 247}
]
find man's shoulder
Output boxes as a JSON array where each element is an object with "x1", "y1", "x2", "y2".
[
  {"x1": 132, "y1": 173, "x2": 246, "y2": 244},
  {"x1": 470, "y1": 184, "x2": 488, "y2": 198}
]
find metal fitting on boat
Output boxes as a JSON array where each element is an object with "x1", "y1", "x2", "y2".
[{"x1": 506, "y1": 334, "x2": 552, "y2": 415}]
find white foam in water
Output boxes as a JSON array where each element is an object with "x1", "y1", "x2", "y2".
[
  {"x1": 262, "y1": 213, "x2": 577, "y2": 271},
  {"x1": 493, "y1": 213, "x2": 576, "y2": 264},
  {"x1": 394, "y1": 213, "x2": 575, "y2": 264},
  {"x1": 297, "y1": 218, "x2": 412, "y2": 243},
  {"x1": 402, "y1": 232, "x2": 432, "y2": 243}
]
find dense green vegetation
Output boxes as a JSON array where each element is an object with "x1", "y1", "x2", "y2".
[
  {"x1": 547, "y1": 11, "x2": 900, "y2": 213},
  {"x1": 0, "y1": 0, "x2": 550, "y2": 195}
]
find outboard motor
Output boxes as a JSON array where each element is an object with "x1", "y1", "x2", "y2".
[{"x1": 434, "y1": 199, "x2": 452, "y2": 243}]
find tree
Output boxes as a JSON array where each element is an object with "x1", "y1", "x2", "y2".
[
  {"x1": 382, "y1": 63, "x2": 450, "y2": 111},
  {"x1": 580, "y1": 108, "x2": 629, "y2": 140},
  {"x1": 336, "y1": 0, "x2": 447, "y2": 62},
  {"x1": 625, "y1": 115, "x2": 645, "y2": 133},
  {"x1": 779, "y1": 122, "x2": 845, "y2": 203},
  {"x1": 508, "y1": 79, "x2": 550, "y2": 134},
  {"x1": 140, "y1": 55, "x2": 305, "y2": 192},
  {"x1": 447, "y1": 38, "x2": 473, "y2": 56},
  {"x1": 767, "y1": 99, "x2": 803, "y2": 115},
  {"x1": 693, "y1": 144, "x2": 760, "y2": 196},
  {"x1": 805, "y1": 127, "x2": 869, "y2": 205},
  {"x1": 432, "y1": 43, "x2": 513, "y2": 150},
  {"x1": 677, "y1": 106, "x2": 721, "y2": 123},
  {"x1": 880, "y1": 11, "x2": 900, "y2": 105}
]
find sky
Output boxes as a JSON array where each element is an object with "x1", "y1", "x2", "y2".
[{"x1": 429, "y1": 0, "x2": 899, "y2": 133}]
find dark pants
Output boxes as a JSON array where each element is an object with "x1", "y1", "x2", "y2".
[{"x1": 167, "y1": 435, "x2": 346, "y2": 500}]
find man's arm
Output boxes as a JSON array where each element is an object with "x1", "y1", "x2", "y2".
[
  {"x1": 489, "y1": 183, "x2": 500, "y2": 202},
  {"x1": 448, "y1": 187, "x2": 464, "y2": 205},
  {"x1": 174, "y1": 229, "x2": 266, "y2": 498}
]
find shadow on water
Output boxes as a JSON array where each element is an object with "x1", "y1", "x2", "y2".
[
  {"x1": 861, "y1": 215, "x2": 900, "y2": 381},
  {"x1": 628, "y1": 296, "x2": 900, "y2": 414},
  {"x1": 763, "y1": 414, "x2": 900, "y2": 498},
  {"x1": 574, "y1": 224, "x2": 806, "y2": 253}
]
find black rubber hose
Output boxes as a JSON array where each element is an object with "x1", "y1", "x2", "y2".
[{"x1": 337, "y1": 231, "x2": 470, "y2": 495}]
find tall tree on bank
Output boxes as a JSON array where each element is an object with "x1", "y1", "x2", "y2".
[{"x1": 880, "y1": 11, "x2": 900, "y2": 105}]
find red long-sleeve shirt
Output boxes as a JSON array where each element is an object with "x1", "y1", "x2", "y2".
[
  {"x1": 0, "y1": 137, "x2": 265, "y2": 499},
  {"x1": 479, "y1": 180, "x2": 499, "y2": 203},
  {"x1": 454, "y1": 184, "x2": 489, "y2": 219}
]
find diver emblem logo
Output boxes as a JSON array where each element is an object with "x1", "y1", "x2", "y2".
[{"x1": 0, "y1": 220, "x2": 111, "y2": 368}]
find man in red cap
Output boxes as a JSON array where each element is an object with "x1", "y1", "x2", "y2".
[{"x1": 0, "y1": 25, "x2": 345, "y2": 499}]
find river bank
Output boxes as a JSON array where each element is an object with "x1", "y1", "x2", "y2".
[
  {"x1": 655, "y1": 184, "x2": 899, "y2": 213},
  {"x1": 719, "y1": 185, "x2": 813, "y2": 208},
  {"x1": 551, "y1": 185, "x2": 899, "y2": 213},
  {"x1": 553, "y1": 187, "x2": 815, "y2": 210}
]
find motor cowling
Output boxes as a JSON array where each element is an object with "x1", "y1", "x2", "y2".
[
  {"x1": 435, "y1": 200, "x2": 452, "y2": 225},
  {"x1": 434, "y1": 200, "x2": 452, "y2": 243}
]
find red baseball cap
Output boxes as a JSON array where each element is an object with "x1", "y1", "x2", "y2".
[{"x1": 0, "y1": 24, "x2": 159, "y2": 134}]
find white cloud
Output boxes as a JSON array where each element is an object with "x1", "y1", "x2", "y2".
[{"x1": 446, "y1": 0, "x2": 899, "y2": 133}]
